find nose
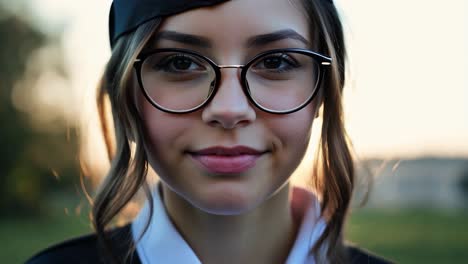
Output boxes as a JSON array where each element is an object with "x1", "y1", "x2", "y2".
[{"x1": 202, "y1": 68, "x2": 256, "y2": 129}]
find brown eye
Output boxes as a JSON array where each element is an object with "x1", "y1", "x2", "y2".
[
  {"x1": 151, "y1": 53, "x2": 206, "y2": 73},
  {"x1": 252, "y1": 53, "x2": 299, "y2": 72},
  {"x1": 263, "y1": 57, "x2": 282, "y2": 69},
  {"x1": 172, "y1": 57, "x2": 193, "y2": 70}
]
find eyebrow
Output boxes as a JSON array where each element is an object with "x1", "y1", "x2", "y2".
[
  {"x1": 152, "y1": 29, "x2": 309, "y2": 48},
  {"x1": 152, "y1": 30, "x2": 212, "y2": 48},
  {"x1": 246, "y1": 29, "x2": 310, "y2": 47}
]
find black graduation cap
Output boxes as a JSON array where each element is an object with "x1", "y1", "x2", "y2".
[{"x1": 109, "y1": 0, "x2": 231, "y2": 47}]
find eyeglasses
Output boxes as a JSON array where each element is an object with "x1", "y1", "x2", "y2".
[{"x1": 134, "y1": 48, "x2": 331, "y2": 114}]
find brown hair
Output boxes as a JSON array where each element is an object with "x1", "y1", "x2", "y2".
[
  {"x1": 301, "y1": 1, "x2": 353, "y2": 263},
  {"x1": 89, "y1": 0, "x2": 352, "y2": 263}
]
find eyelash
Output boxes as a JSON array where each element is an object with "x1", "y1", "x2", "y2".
[
  {"x1": 152, "y1": 54, "x2": 205, "y2": 73},
  {"x1": 253, "y1": 53, "x2": 300, "y2": 72}
]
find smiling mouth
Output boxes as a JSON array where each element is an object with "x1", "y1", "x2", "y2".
[{"x1": 187, "y1": 146, "x2": 269, "y2": 174}]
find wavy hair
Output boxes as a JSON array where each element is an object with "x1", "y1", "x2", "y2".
[{"x1": 89, "y1": 0, "x2": 352, "y2": 263}]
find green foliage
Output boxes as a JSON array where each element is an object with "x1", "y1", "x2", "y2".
[
  {"x1": 0, "y1": 6, "x2": 80, "y2": 216},
  {"x1": 0, "y1": 197, "x2": 91, "y2": 263}
]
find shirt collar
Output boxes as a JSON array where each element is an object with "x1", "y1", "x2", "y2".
[{"x1": 132, "y1": 185, "x2": 327, "y2": 264}]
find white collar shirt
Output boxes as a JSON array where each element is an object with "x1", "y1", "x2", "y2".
[{"x1": 132, "y1": 186, "x2": 327, "y2": 264}]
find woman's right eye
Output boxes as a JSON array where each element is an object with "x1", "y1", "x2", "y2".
[{"x1": 151, "y1": 54, "x2": 205, "y2": 73}]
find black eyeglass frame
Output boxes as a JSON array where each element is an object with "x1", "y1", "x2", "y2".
[{"x1": 134, "y1": 48, "x2": 332, "y2": 115}]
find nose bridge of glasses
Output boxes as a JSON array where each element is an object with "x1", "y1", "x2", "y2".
[
  {"x1": 218, "y1": 64, "x2": 244, "y2": 69},
  {"x1": 211, "y1": 64, "x2": 249, "y2": 105},
  {"x1": 215, "y1": 64, "x2": 245, "y2": 91}
]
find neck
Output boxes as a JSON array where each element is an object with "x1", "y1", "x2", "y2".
[{"x1": 162, "y1": 184, "x2": 298, "y2": 264}]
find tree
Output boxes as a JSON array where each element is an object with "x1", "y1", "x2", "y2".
[{"x1": 0, "y1": 9, "x2": 80, "y2": 216}]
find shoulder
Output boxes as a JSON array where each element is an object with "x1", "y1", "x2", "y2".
[
  {"x1": 25, "y1": 232, "x2": 102, "y2": 264},
  {"x1": 345, "y1": 244, "x2": 395, "y2": 264},
  {"x1": 25, "y1": 224, "x2": 139, "y2": 264}
]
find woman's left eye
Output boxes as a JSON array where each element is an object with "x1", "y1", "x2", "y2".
[{"x1": 254, "y1": 54, "x2": 299, "y2": 71}]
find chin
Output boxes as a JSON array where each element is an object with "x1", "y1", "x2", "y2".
[{"x1": 189, "y1": 185, "x2": 264, "y2": 216}]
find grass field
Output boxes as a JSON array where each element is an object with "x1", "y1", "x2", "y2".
[
  {"x1": 2, "y1": 207, "x2": 468, "y2": 263},
  {"x1": 345, "y1": 208, "x2": 468, "y2": 263}
]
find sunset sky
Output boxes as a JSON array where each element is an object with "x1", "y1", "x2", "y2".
[{"x1": 5, "y1": 0, "x2": 468, "y2": 159}]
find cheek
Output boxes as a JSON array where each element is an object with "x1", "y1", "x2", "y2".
[
  {"x1": 137, "y1": 87, "x2": 185, "y2": 163},
  {"x1": 135, "y1": 77, "x2": 185, "y2": 145},
  {"x1": 140, "y1": 102, "x2": 186, "y2": 151},
  {"x1": 139, "y1": 106, "x2": 192, "y2": 185},
  {"x1": 268, "y1": 104, "x2": 316, "y2": 149},
  {"x1": 263, "y1": 103, "x2": 317, "y2": 177}
]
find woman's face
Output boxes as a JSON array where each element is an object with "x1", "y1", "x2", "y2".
[{"x1": 136, "y1": 0, "x2": 319, "y2": 215}]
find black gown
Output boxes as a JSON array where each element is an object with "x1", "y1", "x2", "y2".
[{"x1": 25, "y1": 224, "x2": 394, "y2": 264}]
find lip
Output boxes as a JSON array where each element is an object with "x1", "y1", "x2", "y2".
[{"x1": 187, "y1": 146, "x2": 268, "y2": 174}]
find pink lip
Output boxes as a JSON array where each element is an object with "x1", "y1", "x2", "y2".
[{"x1": 188, "y1": 146, "x2": 267, "y2": 174}]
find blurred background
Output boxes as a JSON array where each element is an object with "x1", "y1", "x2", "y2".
[{"x1": 0, "y1": 0, "x2": 466, "y2": 263}]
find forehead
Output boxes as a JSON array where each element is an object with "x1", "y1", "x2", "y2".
[{"x1": 156, "y1": 0, "x2": 309, "y2": 50}]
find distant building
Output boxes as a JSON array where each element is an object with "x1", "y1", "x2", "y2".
[{"x1": 354, "y1": 158, "x2": 468, "y2": 209}]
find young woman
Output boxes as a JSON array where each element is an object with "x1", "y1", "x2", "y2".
[{"x1": 27, "y1": 0, "x2": 393, "y2": 263}]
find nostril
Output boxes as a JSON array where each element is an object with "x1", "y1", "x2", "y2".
[
  {"x1": 207, "y1": 118, "x2": 251, "y2": 130},
  {"x1": 208, "y1": 120, "x2": 219, "y2": 127}
]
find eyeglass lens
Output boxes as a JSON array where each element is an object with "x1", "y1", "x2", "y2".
[{"x1": 140, "y1": 50, "x2": 320, "y2": 112}]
